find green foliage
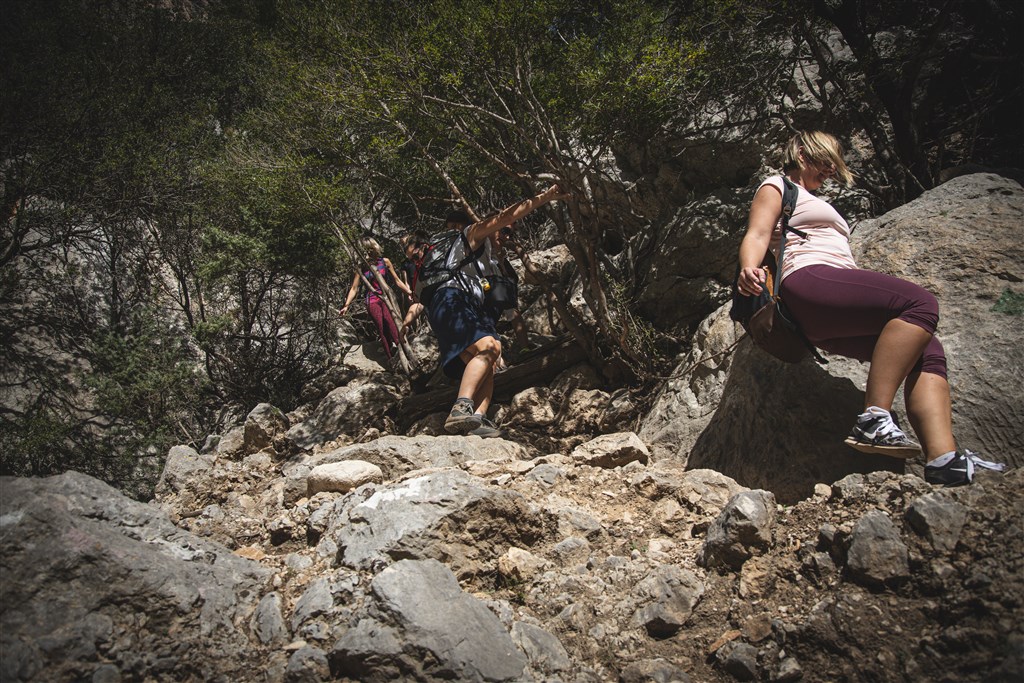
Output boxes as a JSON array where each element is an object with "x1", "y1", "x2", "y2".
[
  {"x1": 992, "y1": 289, "x2": 1024, "y2": 316},
  {"x1": 0, "y1": 316, "x2": 211, "y2": 500},
  {"x1": 1, "y1": 0, "x2": 1019, "y2": 492},
  {"x1": 85, "y1": 323, "x2": 207, "y2": 425}
]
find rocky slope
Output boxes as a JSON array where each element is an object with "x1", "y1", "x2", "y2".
[{"x1": 1, "y1": 175, "x2": 1022, "y2": 683}]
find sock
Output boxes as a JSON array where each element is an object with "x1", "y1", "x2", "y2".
[
  {"x1": 863, "y1": 406, "x2": 890, "y2": 417},
  {"x1": 927, "y1": 451, "x2": 957, "y2": 467}
]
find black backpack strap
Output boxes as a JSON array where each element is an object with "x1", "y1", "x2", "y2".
[
  {"x1": 777, "y1": 176, "x2": 827, "y2": 365},
  {"x1": 453, "y1": 229, "x2": 484, "y2": 272},
  {"x1": 439, "y1": 228, "x2": 485, "y2": 293}
]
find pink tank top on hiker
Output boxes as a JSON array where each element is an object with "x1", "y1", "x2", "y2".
[
  {"x1": 363, "y1": 258, "x2": 387, "y2": 303},
  {"x1": 759, "y1": 176, "x2": 857, "y2": 283}
]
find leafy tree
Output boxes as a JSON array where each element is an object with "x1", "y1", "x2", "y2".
[{"x1": 0, "y1": 0, "x2": 265, "y2": 491}]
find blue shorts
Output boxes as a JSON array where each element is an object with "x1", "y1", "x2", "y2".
[{"x1": 427, "y1": 287, "x2": 498, "y2": 379}]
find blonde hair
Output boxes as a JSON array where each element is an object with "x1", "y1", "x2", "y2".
[
  {"x1": 783, "y1": 131, "x2": 854, "y2": 186},
  {"x1": 360, "y1": 237, "x2": 383, "y2": 259}
]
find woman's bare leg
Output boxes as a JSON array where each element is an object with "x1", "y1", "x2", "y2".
[
  {"x1": 864, "y1": 318, "x2": 933, "y2": 411},
  {"x1": 904, "y1": 371, "x2": 957, "y2": 461}
]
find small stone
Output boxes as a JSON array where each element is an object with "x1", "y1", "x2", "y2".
[
  {"x1": 846, "y1": 510, "x2": 910, "y2": 587},
  {"x1": 722, "y1": 642, "x2": 759, "y2": 681},
  {"x1": 742, "y1": 613, "x2": 773, "y2": 643},
  {"x1": 708, "y1": 629, "x2": 742, "y2": 654},
  {"x1": 776, "y1": 656, "x2": 802, "y2": 682},
  {"x1": 905, "y1": 493, "x2": 967, "y2": 553}
]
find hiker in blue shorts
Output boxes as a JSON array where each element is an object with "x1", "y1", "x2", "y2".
[{"x1": 411, "y1": 184, "x2": 566, "y2": 438}]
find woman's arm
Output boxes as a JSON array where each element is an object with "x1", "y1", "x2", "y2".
[
  {"x1": 339, "y1": 271, "x2": 362, "y2": 315},
  {"x1": 737, "y1": 184, "x2": 783, "y2": 296},
  {"x1": 384, "y1": 258, "x2": 412, "y2": 296},
  {"x1": 466, "y1": 184, "x2": 567, "y2": 250}
]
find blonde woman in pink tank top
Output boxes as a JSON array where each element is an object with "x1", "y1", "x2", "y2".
[{"x1": 736, "y1": 131, "x2": 1005, "y2": 486}]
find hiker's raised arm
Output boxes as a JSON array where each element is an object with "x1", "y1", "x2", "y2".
[
  {"x1": 737, "y1": 184, "x2": 783, "y2": 296},
  {"x1": 339, "y1": 270, "x2": 361, "y2": 316},
  {"x1": 466, "y1": 184, "x2": 567, "y2": 249}
]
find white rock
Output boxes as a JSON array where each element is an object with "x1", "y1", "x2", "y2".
[{"x1": 307, "y1": 460, "x2": 384, "y2": 495}]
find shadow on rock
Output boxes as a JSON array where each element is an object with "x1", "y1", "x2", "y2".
[{"x1": 687, "y1": 342, "x2": 902, "y2": 504}]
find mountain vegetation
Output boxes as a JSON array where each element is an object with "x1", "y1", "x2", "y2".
[{"x1": 1, "y1": 0, "x2": 1020, "y2": 495}]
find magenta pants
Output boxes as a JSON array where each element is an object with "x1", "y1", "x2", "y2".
[
  {"x1": 366, "y1": 296, "x2": 400, "y2": 360},
  {"x1": 780, "y1": 265, "x2": 947, "y2": 379}
]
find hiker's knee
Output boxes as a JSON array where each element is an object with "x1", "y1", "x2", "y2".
[
  {"x1": 469, "y1": 335, "x2": 502, "y2": 362},
  {"x1": 898, "y1": 286, "x2": 939, "y2": 335}
]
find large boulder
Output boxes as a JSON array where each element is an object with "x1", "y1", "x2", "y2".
[
  {"x1": 155, "y1": 444, "x2": 215, "y2": 496},
  {"x1": 318, "y1": 470, "x2": 551, "y2": 577},
  {"x1": 637, "y1": 188, "x2": 755, "y2": 330},
  {"x1": 309, "y1": 434, "x2": 531, "y2": 480},
  {"x1": 0, "y1": 472, "x2": 270, "y2": 683},
  {"x1": 331, "y1": 559, "x2": 527, "y2": 682},
  {"x1": 640, "y1": 174, "x2": 1024, "y2": 501},
  {"x1": 286, "y1": 380, "x2": 403, "y2": 450}
]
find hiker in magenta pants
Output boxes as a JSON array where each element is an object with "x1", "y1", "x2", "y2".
[
  {"x1": 340, "y1": 237, "x2": 412, "y2": 362},
  {"x1": 736, "y1": 131, "x2": 1005, "y2": 486}
]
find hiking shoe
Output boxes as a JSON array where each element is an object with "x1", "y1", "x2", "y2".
[
  {"x1": 444, "y1": 398, "x2": 482, "y2": 434},
  {"x1": 925, "y1": 449, "x2": 1007, "y2": 487},
  {"x1": 843, "y1": 407, "x2": 921, "y2": 458},
  {"x1": 468, "y1": 416, "x2": 502, "y2": 439}
]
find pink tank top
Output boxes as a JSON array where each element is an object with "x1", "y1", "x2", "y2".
[{"x1": 760, "y1": 176, "x2": 857, "y2": 282}]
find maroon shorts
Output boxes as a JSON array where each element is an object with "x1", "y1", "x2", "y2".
[{"x1": 781, "y1": 265, "x2": 947, "y2": 379}]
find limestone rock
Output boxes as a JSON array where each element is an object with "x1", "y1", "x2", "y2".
[
  {"x1": 846, "y1": 510, "x2": 911, "y2": 587},
  {"x1": 700, "y1": 490, "x2": 777, "y2": 570},
  {"x1": 905, "y1": 492, "x2": 968, "y2": 553},
  {"x1": 674, "y1": 468, "x2": 750, "y2": 517},
  {"x1": 0, "y1": 472, "x2": 270, "y2": 683},
  {"x1": 620, "y1": 658, "x2": 692, "y2": 683},
  {"x1": 251, "y1": 592, "x2": 289, "y2": 646},
  {"x1": 320, "y1": 470, "x2": 549, "y2": 575},
  {"x1": 510, "y1": 622, "x2": 571, "y2": 674},
  {"x1": 505, "y1": 387, "x2": 557, "y2": 428},
  {"x1": 217, "y1": 424, "x2": 246, "y2": 457},
  {"x1": 285, "y1": 646, "x2": 330, "y2": 683},
  {"x1": 497, "y1": 547, "x2": 550, "y2": 583},
  {"x1": 631, "y1": 564, "x2": 705, "y2": 638},
  {"x1": 721, "y1": 641, "x2": 759, "y2": 681},
  {"x1": 286, "y1": 381, "x2": 402, "y2": 450},
  {"x1": 571, "y1": 432, "x2": 650, "y2": 469},
  {"x1": 638, "y1": 186, "x2": 755, "y2": 330},
  {"x1": 156, "y1": 445, "x2": 215, "y2": 496},
  {"x1": 309, "y1": 434, "x2": 529, "y2": 481},
  {"x1": 331, "y1": 559, "x2": 527, "y2": 682},
  {"x1": 560, "y1": 388, "x2": 613, "y2": 434},
  {"x1": 306, "y1": 460, "x2": 383, "y2": 496},
  {"x1": 243, "y1": 402, "x2": 289, "y2": 452}
]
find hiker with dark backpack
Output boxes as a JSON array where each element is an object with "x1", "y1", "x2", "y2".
[
  {"x1": 410, "y1": 184, "x2": 566, "y2": 438},
  {"x1": 735, "y1": 131, "x2": 1005, "y2": 486}
]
